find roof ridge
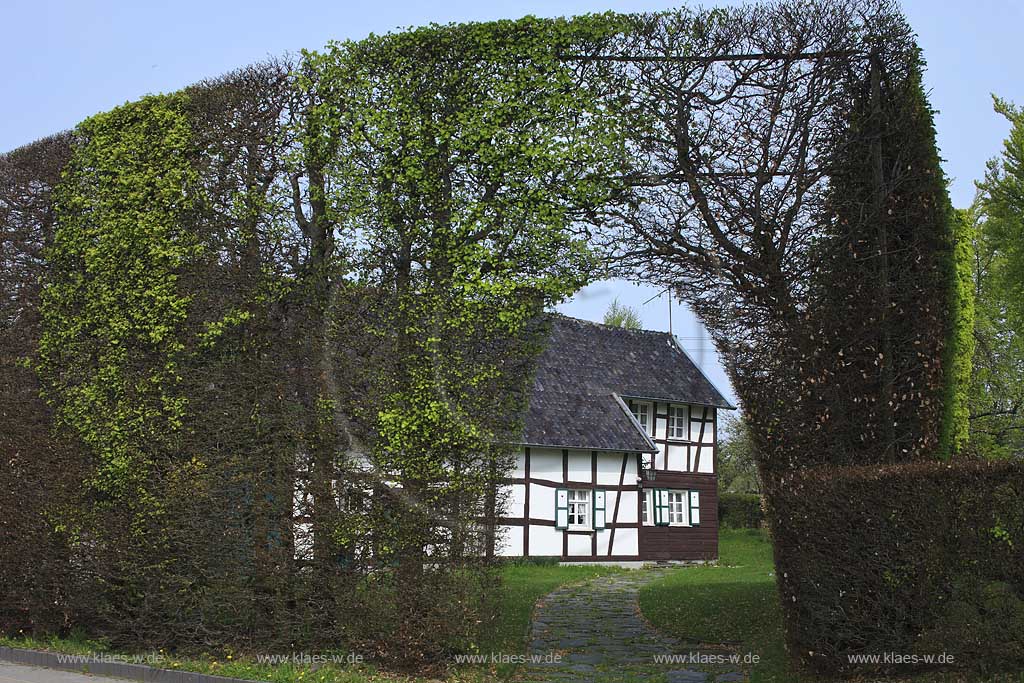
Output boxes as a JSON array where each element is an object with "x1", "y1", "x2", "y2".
[{"x1": 551, "y1": 312, "x2": 670, "y2": 337}]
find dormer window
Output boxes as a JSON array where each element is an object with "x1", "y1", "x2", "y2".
[
  {"x1": 668, "y1": 404, "x2": 689, "y2": 440},
  {"x1": 629, "y1": 400, "x2": 652, "y2": 435}
]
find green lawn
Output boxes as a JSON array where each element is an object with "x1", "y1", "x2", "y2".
[
  {"x1": 638, "y1": 528, "x2": 793, "y2": 682},
  {"x1": 638, "y1": 528, "x2": 1016, "y2": 683},
  {"x1": 0, "y1": 562, "x2": 621, "y2": 683}
]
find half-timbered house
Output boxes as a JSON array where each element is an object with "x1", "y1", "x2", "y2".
[{"x1": 497, "y1": 315, "x2": 733, "y2": 564}]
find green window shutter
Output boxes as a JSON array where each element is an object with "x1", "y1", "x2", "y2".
[
  {"x1": 555, "y1": 488, "x2": 568, "y2": 530},
  {"x1": 689, "y1": 490, "x2": 701, "y2": 527},
  {"x1": 593, "y1": 489, "x2": 606, "y2": 530},
  {"x1": 655, "y1": 489, "x2": 670, "y2": 526}
]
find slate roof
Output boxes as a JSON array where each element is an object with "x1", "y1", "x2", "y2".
[{"x1": 518, "y1": 315, "x2": 733, "y2": 453}]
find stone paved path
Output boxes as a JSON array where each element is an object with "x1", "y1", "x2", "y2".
[
  {"x1": 0, "y1": 662, "x2": 128, "y2": 683},
  {"x1": 516, "y1": 568, "x2": 748, "y2": 683}
]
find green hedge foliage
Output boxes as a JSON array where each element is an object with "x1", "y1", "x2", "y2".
[
  {"x1": 1, "y1": 16, "x2": 628, "y2": 665},
  {"x1": 771, "y1": 460, "x2": 1024, "y2": 676},
  {"x1": 717, "y1": 493, "x2": 763, "y2": 529}
]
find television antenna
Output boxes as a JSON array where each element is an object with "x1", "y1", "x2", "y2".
[{"x1": 640, "y1": 287, "x2": 710, "y2": 371}]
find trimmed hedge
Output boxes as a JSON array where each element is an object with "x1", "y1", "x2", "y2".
[
  {"x1": 771, "y1": 460, "x2": 1024, "y2": 676},
  {"x1": 718, "y1": 493, "x2": 764, "y2": 529}
]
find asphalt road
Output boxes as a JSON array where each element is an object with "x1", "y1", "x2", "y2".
[{"x1": 0, "y1": 662, "x2": 127, "y2": 683}]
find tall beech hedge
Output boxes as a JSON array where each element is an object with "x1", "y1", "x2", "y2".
[
  {"x1": 0, "y1": 133, "x2": 89, "y2": 635},
  {"x1": 772, "y1": 460, "x2": 1024, "y2": 675},
  {"x1": 1, "y1": 16, "x2": 628, "y2": 666}
]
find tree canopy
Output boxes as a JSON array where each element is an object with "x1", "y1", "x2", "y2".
[
  {"x1": 969, "y1": 98, "x2": 1024, "y2": 458},
  {"x1": 603, "y1": 297, "x2": 642, "y2": 329}
]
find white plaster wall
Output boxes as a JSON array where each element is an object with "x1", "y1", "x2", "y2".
[
  {"x1": 698, "y1": 407, "x2": 717, "y2": 472},
  {"x1": 615, "y1": 490, "x2": 639, "y2": 524},
  {"x1": 294, "y1": 521, "x2": 313, "y2": 561},
  {"x1": 567, "y1": 450, "x2": 591, "y2": 482},
  {"x1": 696, "y1": 449, "x2": 715, "y2": 474},
  {"x1": 611, "y1": 527, "x2": 638, "y2": 556},
  {"x1": 666, "y1": 443, "x2": 687, "y2": 471},
  {"x1": 567, "y1": 533, "x2": 591, "y2": 556},
  {"x1": 530, "y1": 525, "x2": 562, "y2": 556},
  {"x1": 687, "y1": 405, "x2": 698, "y2": 441},
  {"x1": 653, "y1": 403, "x2": 667, "y2": 440},
  {"x1": 498, "y1": 525, "x2": 522, "y2": 557},
  {"x1": 506, "y1": 483, "x2": 526, "y2": 518},
  {"x1": 497, "y1": 484, "x2": 511, "y2": 517},
  {"x1": 530, "y1": 448, "x2": 562, "y2": 481},
  {"x1": 596, "y1": 530, "x2": 612, "y2": 555},
  {"x1": 596, "y1": 452, "x2": 625, "y2": 485},
  {"x1": 604, "y1": 490, "x2": 619, "y2": 524},
  {"x1": 702, "y1": 410, "x2": 716, "y2": 443},
  {"x1": 624, "y1": 454, "x2": 638, "y2": 479},
  {"x1": 530, "y1": 483, "x2": 556, "y2": 521},
  {"x1": 511, "y1": 450, "x2": 527, "y2": 479}
]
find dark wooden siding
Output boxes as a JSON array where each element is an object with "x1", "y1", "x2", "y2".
[{"x1": 638, "y1": 472, "x2": 718, "y2": 561}]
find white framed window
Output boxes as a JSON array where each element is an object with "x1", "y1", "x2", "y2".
[
  {"x1": 642, "y1": 489, "x2": 653, "y2": 526},
  {"x1": 567, "y1": 489, "x2": 591, "y2": 530},
  {"x1": 651, "y1": 488, "x2": 697, "y2": 527},
  {"x1": 668, "y1": 490, "x2": 688, "y2": 525},
  {"x1": 668, "y1": 405, "x2": 689, "y2": 440},
  {"x1": 629, "y1": 400, "x2": 652, "y2": 435}
]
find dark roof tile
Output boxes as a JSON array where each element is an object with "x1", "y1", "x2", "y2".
[{"x1": 518, "y1": 315, "x2": 732, "y2": 452}]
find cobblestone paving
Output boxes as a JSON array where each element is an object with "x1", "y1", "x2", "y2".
[{"x1": 516, "y1": 568, "x2": 748, "y2": 683}]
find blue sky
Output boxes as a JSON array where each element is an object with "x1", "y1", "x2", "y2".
[{"x1": 4, "y1": 1, "x2": 1022, "y2": 405}]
